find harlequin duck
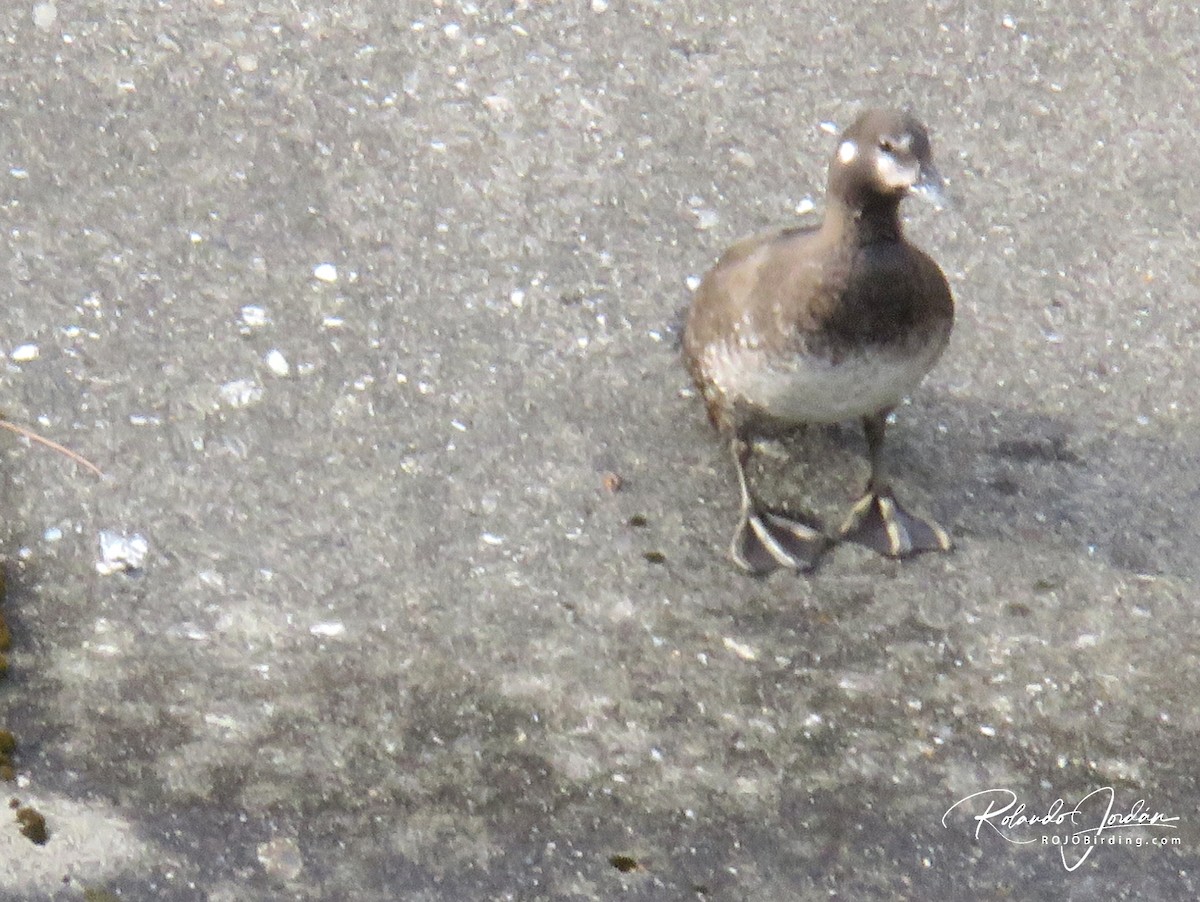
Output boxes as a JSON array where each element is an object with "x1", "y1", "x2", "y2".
[{"x1": 683, "y1": 108, "x2": 954, "y2": 574}]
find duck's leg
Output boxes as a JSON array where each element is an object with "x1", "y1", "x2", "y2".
[
  {"x1": 839, "y1": 411, "x2": 952, "y2": 557},
  {"x1": 729, "y1": 437, "x2": 830, "y2": 575}
]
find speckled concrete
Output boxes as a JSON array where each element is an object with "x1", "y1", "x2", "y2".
[{"x1": 1, "y1": 1, "x2": 1198, "y2": 899}]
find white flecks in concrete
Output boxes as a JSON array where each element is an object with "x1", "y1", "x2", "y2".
[
  {"x1": 483, "y1": 94, "x2": 512, "y2": 115},
  {"x1": 731, "y1": 148, "x2": 756, "y2": 168},
  {"x1": 723, "y1": 636, "x2": 759, "y2": 661},
  {"x1": 204, "y1": 712, "x2": 241, "y2": 731},
  {"x1": 96, "y1": 530, "x2": 149, "y2": 575},
  {"x1": 265, "y1": 349, "x2": 290, "y2": 377},
  {"x1": 240, "y1": 305, "x2": 269, "y2": 329},
  {"x1": 219, "y1": 378, "x2": 264, "y2": 408},
  {"x1": 309, "y1": 621, "x2": 346, "y2": 638},
  {"x1": 11, "y1": 343, "x2": 40, "y2": 362},
  {"x1": 32, "y1": 3, "x2": 57, "y2": 31}
]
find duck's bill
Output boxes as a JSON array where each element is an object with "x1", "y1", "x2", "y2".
[{"x1": 910, "y1": 163, "x2": 948, "y2": 209}]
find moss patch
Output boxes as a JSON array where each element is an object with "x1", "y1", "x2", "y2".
[
  {"x1": 609, "y1": 853, "x2": 643, "y2": 873},
  {"x1": 0, "y1": 729, "x2": 14, "y2": 780},
  {"x1": 0, "y1": 562, "x2": 7, "y2": 648},
  {"x1": 0, "y1": 560, "x2": 15, "y2": 783},
  {"x1": 83, "y1": 890, "x2": 122, "y2": 902},
  {"x1": 15, "y1": 804, "x2": 49, "y2": 844}
]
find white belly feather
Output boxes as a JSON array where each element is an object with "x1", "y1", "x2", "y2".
[{"x1": 702, "y1": 337, "x2": 945, "y2": 425}]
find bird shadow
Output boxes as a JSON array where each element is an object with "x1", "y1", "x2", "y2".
[{"x1": 680, "y1": 387, "x2": 1198, "y2": 584}]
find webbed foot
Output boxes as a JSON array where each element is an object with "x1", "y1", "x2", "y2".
[
  {"x1": 732, "y1": 506, "x2": 831, "y2": 575},
  {"x1": 839, "y1": 487, "x2": 952, "y2": 558}
]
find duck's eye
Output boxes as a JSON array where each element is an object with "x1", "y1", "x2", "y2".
[{"x1": 878, "y1": 139, "x2": 896, "y2": 154}]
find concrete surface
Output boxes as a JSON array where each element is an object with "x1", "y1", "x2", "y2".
[{"x1": 2, "y1": 0, "x2": 1199, "y2": 899}]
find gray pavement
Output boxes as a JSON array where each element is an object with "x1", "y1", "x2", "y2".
[{"x1": 2, "y1": 1, "x2": 1199, "y2": 899}]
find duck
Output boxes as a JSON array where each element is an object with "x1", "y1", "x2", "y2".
[{"x1": 683, "y1": 108, "x2": 954, "y2": 574}]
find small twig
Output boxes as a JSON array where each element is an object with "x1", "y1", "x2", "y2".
[{"x1": 0, "y1": 419, "x2": 104, "y2": 478}]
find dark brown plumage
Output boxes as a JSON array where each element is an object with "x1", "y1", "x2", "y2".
[{"x1": 683, "y1": 109, "x2": 955, "y2": 574}]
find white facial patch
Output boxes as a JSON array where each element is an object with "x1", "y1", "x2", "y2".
[
  {"x1": 837, "y1": 140, "x2": 857, "y2": 164},
  {"x1": 874, "y1": 149, "x2": 920, "y2": 190}
]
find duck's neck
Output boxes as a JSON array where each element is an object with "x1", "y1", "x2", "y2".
[{"x1": 824, "y1": 197, "x2": 904, "y2": 246}]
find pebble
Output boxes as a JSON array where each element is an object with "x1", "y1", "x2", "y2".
[
  {"x1": 309, "y1": 622, "x2": 346, "y2": 638},
  {"x1": 265, "y1": 349, "x2": 290, "y2": 377},
  {"x1": 11, "y1": 343, "x2": 39, "y2": 362},
  {"x1": 33, "y1": 3, "x2": 57, "y2": 31},
  {"x1": 96, "y1": 530, "x2": 150, "y2": 575},
  {"x1": 240, "y1": 305, "x2": 269, "y2": 328}
]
